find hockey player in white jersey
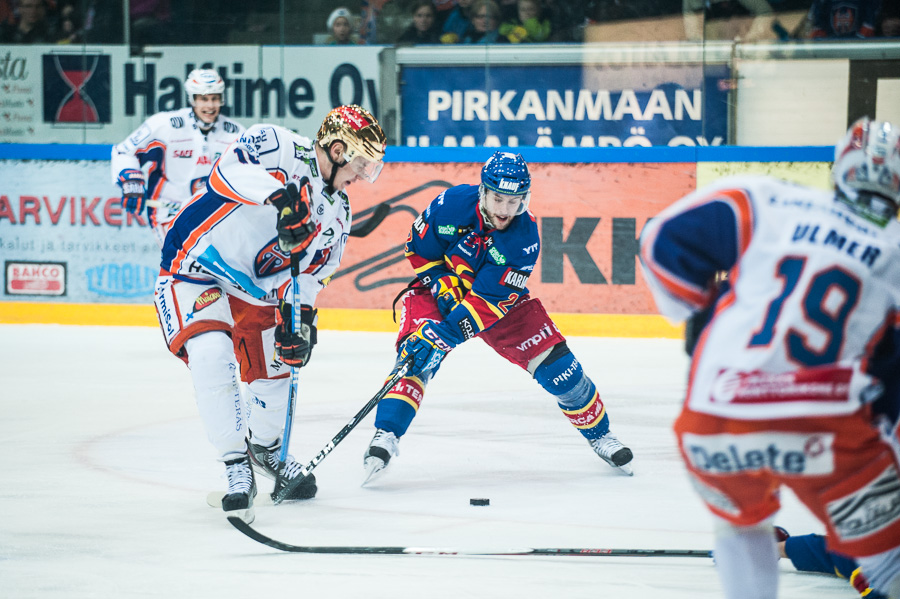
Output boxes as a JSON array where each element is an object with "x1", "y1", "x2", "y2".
[
  {"x1": 111, "y1": 69, "x2": 245, "y2": 246},
  {"x1": 639, "y1": 117, "x2": 900, "y2": 599},
  {"x1": 153, "y1": 105, "x2": 386, "y2": 520}
]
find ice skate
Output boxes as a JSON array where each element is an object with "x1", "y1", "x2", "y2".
[
  {"x1": 362, "y1": 429, "x2": 399, "y2": 485},
  {"x1": 247, "y1": 438, "x2": 317, "y2": 500},
  {"x1": 589, "y1": 432, "x2": 634, "y2": 476},
  {"x1": 222, "y1": 455, "x2": 257, "y2": 523}
]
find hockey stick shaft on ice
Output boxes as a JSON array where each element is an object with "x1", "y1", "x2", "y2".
[
  {"x1": 270, "y1": 358, "x2": 413, "y2": 504},
  {"x1": 227, "y1": 517, "x2": 712, "y2": 557}
]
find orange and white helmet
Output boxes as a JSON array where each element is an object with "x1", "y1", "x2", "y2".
[
  {"x1": 317, "y1": 105, "x2": 386, "y2": 183},
  {"x1": 184, "y1": 69, "x2": 225, "y2": 105},
  {"x1": 833, "y1": 117, "x2": 900, "y2": 224}
]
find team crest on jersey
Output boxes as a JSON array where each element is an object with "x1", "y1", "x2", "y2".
[
  {"x1": 190, "y1": 177, "x2": 207, "y2": 194},
  {"x1": 193, "y1": 288, "x2": 223, "y2": 312},
  {"x1": 255, "y1": 238, "x2": 291, "y2": 277},
  {"x1": 501, "y1": 267, "x2": 529, "y2": 291}
]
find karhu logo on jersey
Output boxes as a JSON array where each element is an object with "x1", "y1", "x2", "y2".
[
  {"x1": 193, "y1": 289, "x2": 223, "y2": 312},
  {"x1": 501, "y1": 267, "x2": 529, "y2": 291}
]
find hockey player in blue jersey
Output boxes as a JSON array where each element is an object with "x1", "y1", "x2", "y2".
[{"x1": 362, "y1": 151, "x2": 634, "y2": 484}]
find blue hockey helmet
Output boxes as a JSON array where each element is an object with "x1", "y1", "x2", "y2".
[{"x1": 479, "y1": 151, "x2": 532, "y2": 216}]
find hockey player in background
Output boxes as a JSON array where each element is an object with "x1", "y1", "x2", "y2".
[
  {"x1": 639, "y1": 117, "x2": 900, "y2": 599},
  {"x1": 362, "y1": 151, "x2": 634, "y2": 484},
  {"x1": 111, "y1": 69, "x2": 245, "y2": 246},
  {"x1": 153, "y1": 106, "x2": 386, "y2": 520}
]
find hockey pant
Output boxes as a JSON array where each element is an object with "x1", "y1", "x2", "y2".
[
  {"x1": 675, "y1": 406, "x2": 900, "y2": 598},
  {"x1": 373, "y1": 287, "x2": 611, "y2": 440},
  {"x1": 155, "y1": 276, "x2": 292, "y2": 461}
]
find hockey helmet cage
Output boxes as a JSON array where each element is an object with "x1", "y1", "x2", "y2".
[
  {"x1": 317, "y1": 105, "x2": 386, "y2": 182},
  {"x1": 184, "y1": 69, "x2": 225, "y2": 104},
  {"x1": 480, "y1": 151, "x2": 532, "y2": 215},
  {"x1": 833, "y1": 117, "x2": 900, "y2": 224}
]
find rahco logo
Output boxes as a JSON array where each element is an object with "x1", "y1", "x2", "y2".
[
  {"x1": 193, "y1": 288, "x2": 223, "y2": 311},
  {"x1": 42, "y1": 53, "x2": 110, "y2": 125},
  {"x1": 255, "y1": 238, "x2": 291, "y2": 277}
]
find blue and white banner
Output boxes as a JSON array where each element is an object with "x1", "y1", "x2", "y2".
[{"x1": 400, "y1": 63, "x2": 730, "y2": 148}]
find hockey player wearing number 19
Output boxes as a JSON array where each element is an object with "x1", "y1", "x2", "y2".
[
  {"x1": 362, "y1": 151, "x2": 635, "y2": 484},
  {"x1": 152, "y1": 105, "x2": 387, "y2": 522}
]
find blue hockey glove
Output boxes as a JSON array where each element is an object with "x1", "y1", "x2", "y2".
[
  {"x1": 275, "y1": 301, "x2": 317, "y2": 367},
  {"x1": 268, "y1": 181, "x2": 316, "y2": 255},
  {"x1": 431, "y1": 274, "x2": 466, "y2": 319},
  {"x1": 117, "y1": 168, "x2": 146, "y2": 214},
  {"x1": 399, "y1": 321, "x2": 454, "y2": 377}
]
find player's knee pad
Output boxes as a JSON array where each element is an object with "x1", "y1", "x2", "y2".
[
  {"x1": 533, "y1": 343, "x2": 593, "y2": 408},
  {"x1": 186, "y1": 331, "x2": 236, "y2": 381}
]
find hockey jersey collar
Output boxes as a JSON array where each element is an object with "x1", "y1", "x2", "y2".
[{"x1": 188, "y1": 109, "x2": 218, "y2": 134}]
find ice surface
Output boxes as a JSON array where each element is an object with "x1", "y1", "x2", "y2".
[{"x1": 2, "y1": 325, "x2": 848, "y2": 598}]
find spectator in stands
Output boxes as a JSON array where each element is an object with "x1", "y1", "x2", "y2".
[
  {"x1": 460, "y1": 0, "x2": 501, "y2": 42},
  {"x1": 55, "y1": 1, "x2": 82, "y2": 43},
  {"x1": 543, "y1": 0, "x2": 589, "y2": 41},
  {"x1": 326, "y1": 6, "x2": 360, "y2": 44},
  {"x1": 441, "y1": 0, "x2": 474, "y2": 42},
  {"x1": 433, "y1": 0, "x2": 457, "y2": 28},
  {"x1": 130, "y1": 0, "x2": 172, "y2": 46},
  {"x1": 499, "y1": 0, "x2": 551, "y2": 42},
  {"x1": 397, "y1": 1, "x2": 442, "y2": 44},
  {"x1": 683, "y1": 0, "x2": 776, "y2": 41},
  {"x1": 881, "y1": 0, "x2": 899, "y2": 36},
  {"x1": 805, "y1": 0, "x2": 882, "y2": 38},
  {"x1": 0, "y1": 0, "x2": 57, "y2": 43}
]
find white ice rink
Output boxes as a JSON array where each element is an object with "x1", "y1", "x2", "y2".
[{"x1": 2, "y1": 324, "x2": 854, "y2": 599}]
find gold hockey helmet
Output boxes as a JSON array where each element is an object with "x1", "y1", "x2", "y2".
[{"x1": 316, "y1": 105, "x2": 386, "y2": 182}]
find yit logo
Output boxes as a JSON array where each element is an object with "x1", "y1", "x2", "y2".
[{"x1": 42, "y1": 53, "x2": 111, "y2": 125}]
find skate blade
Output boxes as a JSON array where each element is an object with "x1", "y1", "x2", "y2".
[
  {"x1": 361, "y1": 457, "x2": 387, "y2": 486},
  {"x1": 207, "y1": 491, "x2": 273, "y2": 508},
  {"x1": 225, "y1": 506, "x2": 255, "y2": 524},
  {"x1": 617, "y1": 463, "x2": 634, "y2": 476}
]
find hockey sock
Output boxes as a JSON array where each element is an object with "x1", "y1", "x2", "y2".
[
  {"x1": 713, "y1": 517, "x2": 779, "y2": 599},
  {"x1": 186, "y1": 332, "x2": 247, "y2": 460},
  {"x1": 373, "y1": 397, "x2": 417, "y2": 437},
  {"x1": 246, "y1": 377, "x2": 291, "y2": 447},
  {"x1": 533, "y1": 347, "x2": 609, "y2": 440}
]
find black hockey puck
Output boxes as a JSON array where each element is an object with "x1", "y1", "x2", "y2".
[{"x1": 470, "y1": 498, "x2": 490, "y2": 506}]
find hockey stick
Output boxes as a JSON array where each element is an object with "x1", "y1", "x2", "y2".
[
  {"x1": 272, "y1": 259, "x2": 303, "y2": 497},
  {"x1": 349, "y1": 202, "x2": 391, "y2": 238},
  {"x1": 227, "y1": 517, "x2": 712, "y2": 558},
  {"x1": 271, "y1": 357, "x2": 412, "y2": 504},
  {"x1": 145, "y1": 199, "x2": 181, "y2": 211}
]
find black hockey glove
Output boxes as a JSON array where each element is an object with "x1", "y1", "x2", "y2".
[
  {"x1": 275, "y1": 301, "x2": 317, "y2": 367},
  {"x1": 268, "y1": 181, "x2": 316, "y2": 255}
]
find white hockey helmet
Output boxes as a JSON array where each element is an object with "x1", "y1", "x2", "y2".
[
  {"x1": 184, "y1": 69, "x2": 225, "y2": 105},
  {"x1": 832, "y1": 117, "x2": 900, "y2": 223},
  {"x1": 316, "y1": 105, "x2": 386, "y2": 183}
]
